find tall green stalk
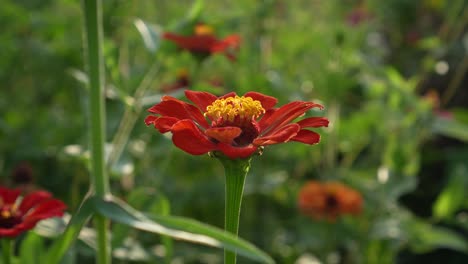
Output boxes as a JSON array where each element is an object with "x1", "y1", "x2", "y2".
[
  {"x1": 1, "y1": 239, "x2": 12, "y2": 264},
  {"x1": 82, "y1": 0, "x2": 110, "y2": 263},
  {"x1": 218, "y1": 157, "x2": 251, "y2": 264}
]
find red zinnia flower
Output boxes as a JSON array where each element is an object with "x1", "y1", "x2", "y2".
[
  {"x1": 0, "y1": 186, "x2": 66, "y2": 238},
  {"x1": 145, "y1": 90, "x2": 329, "y2": 159},
  {"x1": 298, "y1": 181, "x2": 363, "y2": 221},
  {"x1": 163, "y1": 23, "x2": 241, "y2": 61}
]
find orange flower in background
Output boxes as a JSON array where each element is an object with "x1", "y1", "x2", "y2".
[
  {"x1": 145, "y1": 90, "x2": 328, "y2": 159},
  {"x1": 0, "y1": 186, "x2": 66, "y2": 237},
  {"x1": 162, "y1": 23, "x2": 241, "y2": 61},
  {"x1": 298, "y1": 181, "x2": 363, "y2": 221}
]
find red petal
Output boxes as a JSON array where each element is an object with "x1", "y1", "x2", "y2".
[
  {"x1": 211, "y1": 34, "x2": 241, "y2": 53},
  {"x1": 147, "y1": 98, "x2": 209, "y2": 128},
  {"x1": 217, "y1": 143, "x2": 258, "y2": 159},
  {"x1": 144, "y1": 115, "x2": 158, "y2": 126},
  {"x1": 260, "y1": 108, "x2": 276, "y2": 122},
  {"x1": 291, "y1": 130, "x2": 321, "y2": 144},
  {"x1": 296, "y1": 117, "x2": 329, "y2": 128},
  {"x1": 205, "y1": 127, "x2": 242, "y2": 144},
  {"x1": 153, "y1": 116, "x2": 179, "y2": 133},
  {"x1": 185, "y1": 90, "x2": 218, "y2": 112},
  {"x1": 244, "y1": 92, "x2": 278, "y2": 110},
  {"x1": 163, "y1": 32, "x2": 217, "y2": 52},
  {"x1": 0, "y1": 187, "x2": 21, "y2": 204},
  {"x1": 253, "y1": 123, "x2": 300, "y2": 145},
  {"x1": 171, "y1": 120, "x2": 216, "y2": 155},
  {"x1": 219, "y1": 92, "x2": 237, "y2": 100},
  {"x1": 23, "y1": 199, "x2": 66, "y2": 222},
  {"x1": 259, "y1": 101, "x2": 324, "y2": 136},
  {"x1": 18, "y1": 191, "x2": 52, "y2": 213},
  {"x1": 0, "y1": 228, "x2": 23, "y2": 237}
]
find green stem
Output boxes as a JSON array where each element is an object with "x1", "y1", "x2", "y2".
[
  {"x1": 82, "y1": 0, "x2": 110, "y2": 263},
  {"x1": 107, "y1": 62, "x2": 160, "y2": 168},
  {"x1": 1, "y1": 239, "x2": 12, "y2": 264},
  {"x1": 218, "y1": 157, "x2": 251, "y2": 264}
]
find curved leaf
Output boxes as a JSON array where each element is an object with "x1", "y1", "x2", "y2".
[
  {"x1": 94, "y1": 196, "x2": 274, "y2": 264},
  {"x1": 432, "y1": 116, "x2": 468, "y2": 142},
  {"x1": 45, "y1": 195, "x2": 95, "y2": 264},
  {"x1": 134, "y1": 18, "x2": 161, "y2": 53}
]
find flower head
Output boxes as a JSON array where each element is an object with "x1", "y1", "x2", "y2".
[
  {"x1": 145, "y1": 90, "x2": 328, "y2": 159},
  {"x1": 162, "y1": 23, "x2": 241, "y2": 61},
  {"x1": 0, "y1": 186, "x2": 66, "y2": 238},
  {"x1": 298, "y1": 181, "x2": 363, "y2": 221},
  {"x1": 345, "y1": 5, "x2": 372, "y2": 26}
]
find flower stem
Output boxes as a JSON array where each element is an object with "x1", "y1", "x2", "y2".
[
  {"x1": 82, "y1": 0, "x2": 110, "y2": 263},
  {"x1": 218, "y1": 157, "x2": 251, "y2": 264},
  {"x1": 1, "y1": 239, "x2": 12, "y2": 264}
]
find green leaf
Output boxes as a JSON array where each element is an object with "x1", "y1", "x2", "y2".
[
  {"x1": 111, "y1": 187, "x2": 172, "y2": 259},
  {"x1": 432, "y1": 115, "x2": 468, "y2": 142},
  {"x1": 19, "y1": 232, "x2": 44, "y2": 264},
  {"x1": 433, "y1": 164, "x2": 468, "y2": 219},
  {"x1": 134, "y1": 18, "x2": 161, "y2": 53},
  {"x1": 407, "y1": 219, "x2": 468, "y2": 253},
  {"x1": 94, "y1": 196, "x2": 274, "y2": 264},
  {"x1": 187, "y1": 0, "x2": 204, "y2": 20},
  {"x1": 452, "y1": 108, "x2": 468, "y2": 124},
  {"x1": 45, "y1": 195, "x2": 95, "y2": 264}
]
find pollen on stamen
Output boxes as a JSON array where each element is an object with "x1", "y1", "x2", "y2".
[{"x1": 205, "y1": 96, "x2": 265, "y2": 124}]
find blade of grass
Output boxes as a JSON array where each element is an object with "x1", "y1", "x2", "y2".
[{"x1": 45, "y1": 196, "x2": 95, "y2": 264}]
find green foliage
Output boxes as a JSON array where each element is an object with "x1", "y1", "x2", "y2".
[{"x1": 1, "y1": 0, "x2": 467, "y2": 263}]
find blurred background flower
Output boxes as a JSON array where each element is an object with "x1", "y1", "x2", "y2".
[
  {"x1": 298, "y1": 180, "x2": 363, "y2": 221},
  {"x1": 0, "y1": 187, "x2": 66, "y2": 238}
]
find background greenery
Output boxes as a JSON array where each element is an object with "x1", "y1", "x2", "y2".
[{"x1": 1, "y1": 0, "x2": 467, "y2": 263}]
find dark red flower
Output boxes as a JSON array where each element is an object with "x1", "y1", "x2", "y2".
[
  {"x1": 145, "y1": 90, "x2": 328, "y2": 159},
  {"x1": 345, "y1": 6, "x2": 372, "y2": 26},
  {"x1": 298, "y1": 181, "x2": 363, "y2": 221},
  {"x1": 163, "y1": 23, "x2": 241, "y2": 61},
  {"x1": 0, "y1": 186, "x2": 66, "y2": 238},
  {"x1": 11, "y1": 162, "x2": 34, "y2": 185}
]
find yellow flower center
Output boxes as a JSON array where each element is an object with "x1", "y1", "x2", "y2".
[
  {"x1": 205, "y1": 96, "x2": 265, "y2": 125},
  {"x1": 1, "y1": 210, "x2": 11, "y2": 219},
  {"x1": 195, "y1": 24, "x2": 214, "y2": 36},
  {"x1": 0, "y1": 203, "x2": 18, "y2": 219}
]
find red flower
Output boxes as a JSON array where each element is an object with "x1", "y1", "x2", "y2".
[
  {"x1": 163, "y1": 23, "x2": 241, "y2": 61},
  {"x1": 298, "y1": 181, "x2": 363, "y2": 221},
  {"x1": 0, "y1": 187, "x2": 66, "y2": 238},
  {"x1": 345, "y1": 6, "x2": 372, "y2": 26},
  {"x1": 145, "y1": 90, "x2": 328, "y2": 159}
]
